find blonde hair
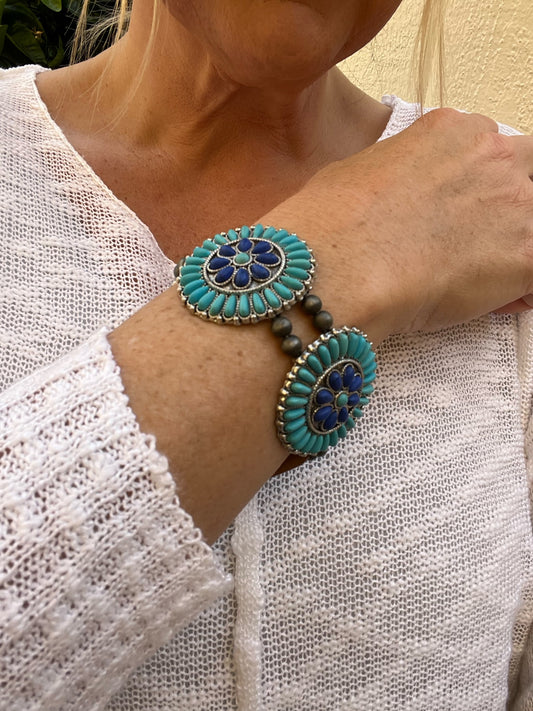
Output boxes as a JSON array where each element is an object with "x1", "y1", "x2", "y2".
[
  {"x1": 71, "y1": 0, "x2": 446, "y2": 106},
  {"x1": 415, "y1": 0, "x2": 447, "y2": 107}
]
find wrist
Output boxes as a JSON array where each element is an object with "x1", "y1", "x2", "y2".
[{"x1": 258, "y1": 203, "x2": 393, "y2": 347}]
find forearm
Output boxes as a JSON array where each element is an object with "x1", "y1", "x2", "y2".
[{"x1": 109, "y1": 208, "x2": 389, "y2": 544}]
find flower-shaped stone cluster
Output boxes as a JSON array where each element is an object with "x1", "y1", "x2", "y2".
[
  {"x1": 311, "y1": 363, "x2": 363, "y2": 433},
  {"x1": 277, "y1": 327, "x2": 377, "y2": 456},
  {"x1": 177, "y1": 224, "x2": 315, "y2": 324},
  {"x1": 206, "y1": 237, "x2": 282, "y2": 290}
]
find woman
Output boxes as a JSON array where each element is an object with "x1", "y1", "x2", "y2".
[{"x1": 1, "y1": 0, "x2": 533, "y2": 708}]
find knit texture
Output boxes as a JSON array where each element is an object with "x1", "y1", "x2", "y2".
[
  {"x1": 0, "y1": 66, "x2": 231, "y2": 711},
  {"x1": 1, "y1": 65, "x2": 533, "y2": 710}
]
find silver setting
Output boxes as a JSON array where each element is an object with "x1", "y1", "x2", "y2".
[
  {"x1": 276, "y1": 326, "x2": 374, "y2": 456},
  {"x1": 176, "y1": 225, "x2": 316, "y2": 326}
]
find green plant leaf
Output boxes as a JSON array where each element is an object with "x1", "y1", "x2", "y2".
[
  {"x1": 40, "y1": 0, "x2": 61, "y2": 13},
  {"x1": 7, "y1": 24, "x2": 47, "y2": 63},
  {"x1": 0, "y1": 24, "x2": 7, "y2": 54}
]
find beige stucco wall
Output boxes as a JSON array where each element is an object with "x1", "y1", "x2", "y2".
[{"x1": 340, "y1": 0, "x2": 532, "y2": 134}]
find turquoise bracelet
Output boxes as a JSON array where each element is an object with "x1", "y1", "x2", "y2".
[{"x1": 175, "y1": 224, "x2": 376, "y2": 456}]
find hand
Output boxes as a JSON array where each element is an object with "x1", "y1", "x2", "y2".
[{"x1": 265, "y1": 109, "x2": 533, "y2": 343}]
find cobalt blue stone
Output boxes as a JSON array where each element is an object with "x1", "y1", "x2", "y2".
[
  {"x1": 219, "y1": 245, "x2": 236, "y2": 257},
  {"x1": 252, "y1": 241, "x2": 272, "y2": 254},
  {"x1": 313, "y1": 405, "x2": 333, "y2": 423},
  {"x1": 349, "y1": 374, "x2": 363, "y2": 392},
  {"x1": 255, "y1": 253, "x2": 280, "y2": 266},
  {"x1": 215, "y1": 266, "x2": 234, "y2": 283},
  {"x1": 250, "y1": 263, "x2": 271, "y2": 281},
  {"x1": 324, "y1": 410, "x2": 338, "y2": 430},
  {"x1": 338, "y1": 407, "x2": 349, "y2": 423},
  {"x1": 347, "y1": 393, "x2": 360, "y2": 407},
  {"x1": 316, "y1": 388, "x2": 334, "y2": 404},
  {"x1": 343, "y1": 365, "x2": 355, "y2": 387},
  {"x1": 209, "y1": 256, "x2": 230, "y2": 270},
  {"x1": 328, "y1": 370, "x2": 343, "y2": 392},
  {"x1": 234, "y1": 267, "x2": 251, "y2": 287},
  {"x1": 238, "y1": 238, "x2": 253, "y2": 252}
]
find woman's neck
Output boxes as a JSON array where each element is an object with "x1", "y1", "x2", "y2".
[{"x1": 37, "y1": 0, "x2": 391, "y2": 176}]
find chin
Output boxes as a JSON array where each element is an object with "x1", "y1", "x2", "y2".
[{"x1": 207, "y1": 1, "x2": 352, "y2": 88}]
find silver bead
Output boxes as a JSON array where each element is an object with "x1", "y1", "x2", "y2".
[
  {"x1": 313, "y1": 310, "x2": 334, "y2": 332},
  {"x1": 281, "y1": 335, "x2": 303, "y2": 357},
  {"x1": 271, "y1": 315, "x2": 293, "y2": 337},
  {"x1": 302, "y1": 294, "x2": 322, "y2": 314}
]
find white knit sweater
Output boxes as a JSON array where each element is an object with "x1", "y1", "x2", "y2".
[{"x1": 1, "y1": 64, "x2": 532, "y2": 711}]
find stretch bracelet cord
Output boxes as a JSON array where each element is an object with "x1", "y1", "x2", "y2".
[{"x1": 174, "y1": 224, "x2": 376, "y2": 456}]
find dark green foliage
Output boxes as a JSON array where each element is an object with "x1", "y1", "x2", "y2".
[{"x1": 0, "y1": 0, "x2": 114, "y2": 69}]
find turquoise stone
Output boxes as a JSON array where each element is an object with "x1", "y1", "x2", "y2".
[
  {"x1": 285, "y1": 396, "x2": 308, "y2": 407},
  {"x1": 285, "y1": 250, "x2": 312, "y2": 262},
  {"x1": 360, "y1": 352, "x2": 375, "y2": 369},
  {"x1": 284, "y1": 407, "x2": 306, "y2": 421},
  {"x1": 272, "y1": 282, "x2": 293, "y2": 300},
  {"x1": 197, "y1": 290, "x2": 216, "y2": 310},
  {"x1": 185, "y1": 257, "x2": 205, "y2": 266},
  {"x1": 285, "y1": 416, "x2": 307, "y2": 433},
  {"x1": 287, "y1": 428, "x2": 313, "y2": 451},
  {"x1": 290, "y1": 381, "x2": 312, "y2": 395},
  {"x1": 180, "y1": 264, "x2": 201, "y2": 276},
  {"x1": 188, "y1": 285, "x2": 209, "y2": 305},
  {"x1": 278, "y1": 234, "x2": 299, "y2": 247},
  {"x1": 234, "y1": 252, "x2": 251, "y2": 265},
  {"x1": 286, "y1": 267, "x2": 310, "y2": 280},
  {"x1": 285, "y1": 243, "x2": 311, "y2": 255},
  {"x1": 287, "y1": 259, "x2": 312, "y2": 270},
  {"x1": 253, "y1": 224, "x2": 264, "y2": 238},
  {"x1": 240, "y1": 225, "x2": 251, "y2": 239},
  {"x1": 318, "y1": 345, "x2": 331, "y2": 367},
  {"x1": 307, "y1": 355, "x2": 323, "y2": 374},
  {"x1": 227, "y1": 229, "x2": 238, "y2": 241},
  {"x1": 298, "y1": 368, "x2": 316, "y2": 384},
  {"x1": 364, "y1": 371, "x2": 377, "y2": 384},
  {"x1": 271, "y1": 229, "x2": 289, "y2": 243},
  {"x1": 193, "y1": 247, "x2": 211, "y2": 258},
  {"x1": 337, "y1": 425, "x2": 347, "y2": 439},
  {"x1": 309, "y1": 435, "x2": 324, "y2": 454},
  {"x1": 338, "y1": 333, "x2": 349, "y2": 357},
  {"x1": 224, "y1": 294, "x2": 237, "y2": 318},
  {"x1": 280, "y1": 275, "x2": 304, "y2": 291},
  {"x1": 352, "y1": 408, "x2": 363, "y2": 419},
  {"x1": 239, "y1": 294, "x2": 250, "y2": 318},
  {"x1": 264, "y1": 288, "x2": 281, "y2": 309},
  {"x1": 336, "y1": 392, "x2": 348, "y2": 407},
  {"x1": 202, "y1": 239, "x2": 219, "y2": 252},
  {"x1": 263, "y1": 226, "x2": 277, "y2": 239},
  {"x1": 305, "y1": 434, "x2": 318, "y2": 453},
  {"x1": 359, "y1": 397, "x2": 369, "y2": 407},
  {"x1": 213, "y1": 233, "x2": 227, "y2": 245},
  {"x1": 209, "y1": 293, "x2": 226, "y2": 316},
  {"x1": 328, "y1": 338, "x2": 340, "y2": 361},
  {"x1": 349, "y1": 332, "x2": 365, "y2": 359},
  {"x1": 320, "y1": 434, "x2": 331, "y2": 451},
  {"x1": 329, "y1": 429, "x2": 339, "y2": 447},
  {"x1": 180, "y1": 272, "x2": 204, "y2": 287},
  {"x1": 183, "y1": 278, "x2": 206, "y2": 296},
  {"x1": 345, "y1": 416, "x2": 356, "y2": 429},
  {"x1": 252, "y1": 292, "x2": 267, "y2": 315},
  {"x1": 362, "y1": 384, "x2": 374, "y2": 395}
]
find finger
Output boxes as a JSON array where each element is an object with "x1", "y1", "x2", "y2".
[
  {"x1": 493, "y1": 298, "x2": 533, "y2": 315},
  {"x1": 421, "y1": 108, "x2": 499, "y2": 134},
  {"x1": 508, "y1": 135, "x2": 533, "y2": 177}
]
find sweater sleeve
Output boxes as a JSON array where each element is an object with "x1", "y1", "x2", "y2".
[{"x1": 0, "y1": 330, "x2": 232, "y2": 711}]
